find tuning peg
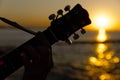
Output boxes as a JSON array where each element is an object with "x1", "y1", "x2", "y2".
[
  {"x1": 57, "y1": 9, "x2": 63, "y2": 16},
  {"x1": 49, "y1": 14, "x2": 56, "y2": 21},
  {"x1": 64, "y1": 5, "x2": 71, "y2": 12},
  {"x1": 56, "y1": 9, "x2": 64, "y2": 19},
  {"x1": 65, "y1": 39, "x2": 72, "y2": 45},
  {"x1": 81, "y1": 28, "x2": 86, "y2": 34},
  {"x1": 73, "y1": 33, "x2": 79, "y2": 40}
]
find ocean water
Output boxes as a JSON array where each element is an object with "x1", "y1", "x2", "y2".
[{"x1": 0, "y1": 29, "x2": 120, "y2": 80}]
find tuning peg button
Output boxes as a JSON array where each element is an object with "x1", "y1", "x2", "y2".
[
  {"x1": 81, "y1": 29, "x2": 86, "y2": 34},
  {"x1": 57, "y1": 9, "x2": 63, "y2": 16},
  {"x1": 49, "y1": 14, "x2": 56, "y2": 20},
  {"x1": 64, "y1": 5, "x2": 71, "y2": 11},
  {"x1": 73, "y1": 33, "x2": 79, "y2": 40}
]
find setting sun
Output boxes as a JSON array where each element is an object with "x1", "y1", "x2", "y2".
[
  {"x1": 93, "y1": 14, "x2": 110, "y2": 42},
  {"x1": 93, "y1": 15, "x2": 111, "y2": 29},
  {"x1": 96, "y1": 16, "x2": 109, "y2": 28}
]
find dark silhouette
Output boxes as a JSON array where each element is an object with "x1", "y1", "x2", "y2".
[
  {"x1": 0, "y1": 4, "x2": 91, "y2": 80},
  {"x1": 21, "y1": 32, "x2": 53, "y2": 80}
]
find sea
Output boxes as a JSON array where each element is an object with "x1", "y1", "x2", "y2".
[{"x1": 0, "y1": 28, "x2": 120, "y2": 80}]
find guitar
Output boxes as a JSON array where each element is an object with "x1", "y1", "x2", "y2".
[{"x1": 0, "y1": 4, "x2": 91, "y2": 80}]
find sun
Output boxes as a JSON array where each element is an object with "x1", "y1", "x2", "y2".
[
  {"x1": 96, "y1": 16, "x2": 109, "y2": 28},
  {"x1": 93, "y1": 14, "x2": 111, "y2": 29},
  {"x1": 93, "y1": 14, "x2": 110, "y2": 42}
]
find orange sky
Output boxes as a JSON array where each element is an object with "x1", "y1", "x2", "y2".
[{"x1": 0, "y1": 0, "x2": 120, "y2": 31}]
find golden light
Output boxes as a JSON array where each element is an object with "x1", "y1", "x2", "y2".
[
  {"x1": 112, "y1": 57, "x2": 119, "y2": 63},
  {"x1": 89, "y1": 56, "x2": 107, "y2": 66},
  {"x1": 95, "y1": 16, "x2": 109, "y2": 28},
  {"x1": 97, "y1": 44, "x2": 107, "y2": 53},
  {"x1": 94, "y1": 15, "x2": 110, "y2": 42},
  {"x1": 105, "y1": 51, "x2": 114, "y2": 60},
  {"x1": 97, "y1": 28, "x2": 107, "y2": 42},
  {"x1": 100, "y1": 74, "x2": 111, "y2": 80},
  {"x1": 96, "y1": 44, "x2": 108, "y2": 59},
  {"x1": 89, "y1": 56, "x2": 97, "y2": 63},
  {"x1": 93, "y1": 14, "x2": 111, "y2": 29}
]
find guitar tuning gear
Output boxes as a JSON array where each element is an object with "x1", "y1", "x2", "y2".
[
  {"x1": 65, "y1": 39, "x2": 72, "y2": 45},
  {"x1": 64, "y1": 5, "x2": 71, "y2": 11},
  {"x1": 81, "y1": 28, "x2": 86, "y2": 34},
  {"x1": 49, "y1": 14, "x2": 56, "y2": 20},
  {"x1": 57, "y1": 9, "x2": 63, "y2": 16},
  {"x1": 73, "y1": 33, "x2": 79, "y2": 40}
]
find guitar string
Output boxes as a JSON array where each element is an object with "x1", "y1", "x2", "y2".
[{"x1": 48, "y1": 28, "x2": 59, "y2": 41}]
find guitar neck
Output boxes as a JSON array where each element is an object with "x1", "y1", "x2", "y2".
[
  {"x1": 0, "y1": 28, "x2": 57, "y2": 80},
  {"x1": 43, "y1": 27, "x2": 58, "y2": 45}
]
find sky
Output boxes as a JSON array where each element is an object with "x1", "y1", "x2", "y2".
[{"x1": 0, "y1": 0, "x2": 120, "y2": 31}]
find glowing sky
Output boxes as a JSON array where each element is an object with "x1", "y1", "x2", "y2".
[{"x1": 0, "y1": 0, "x2": 120, "y2": 30}]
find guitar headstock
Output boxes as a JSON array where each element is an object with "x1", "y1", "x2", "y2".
[{"x1": 48, "y1": 4, "x2": 91, "y2": 44}]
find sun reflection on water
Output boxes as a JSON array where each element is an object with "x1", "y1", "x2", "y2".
[
  {"x1": 86, "y1": 43, "x2": 120, "y2": 80},
  {"x1": 84, "y1": 14, "x2": 120, "y2": 80},
  {"x1": 97, "y1": 28, "x2": 107, "y2": 42}
]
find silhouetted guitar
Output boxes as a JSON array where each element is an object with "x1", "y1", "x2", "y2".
[{"x1": 0, "y1": 4, "x2": 91, "y2": 80}]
